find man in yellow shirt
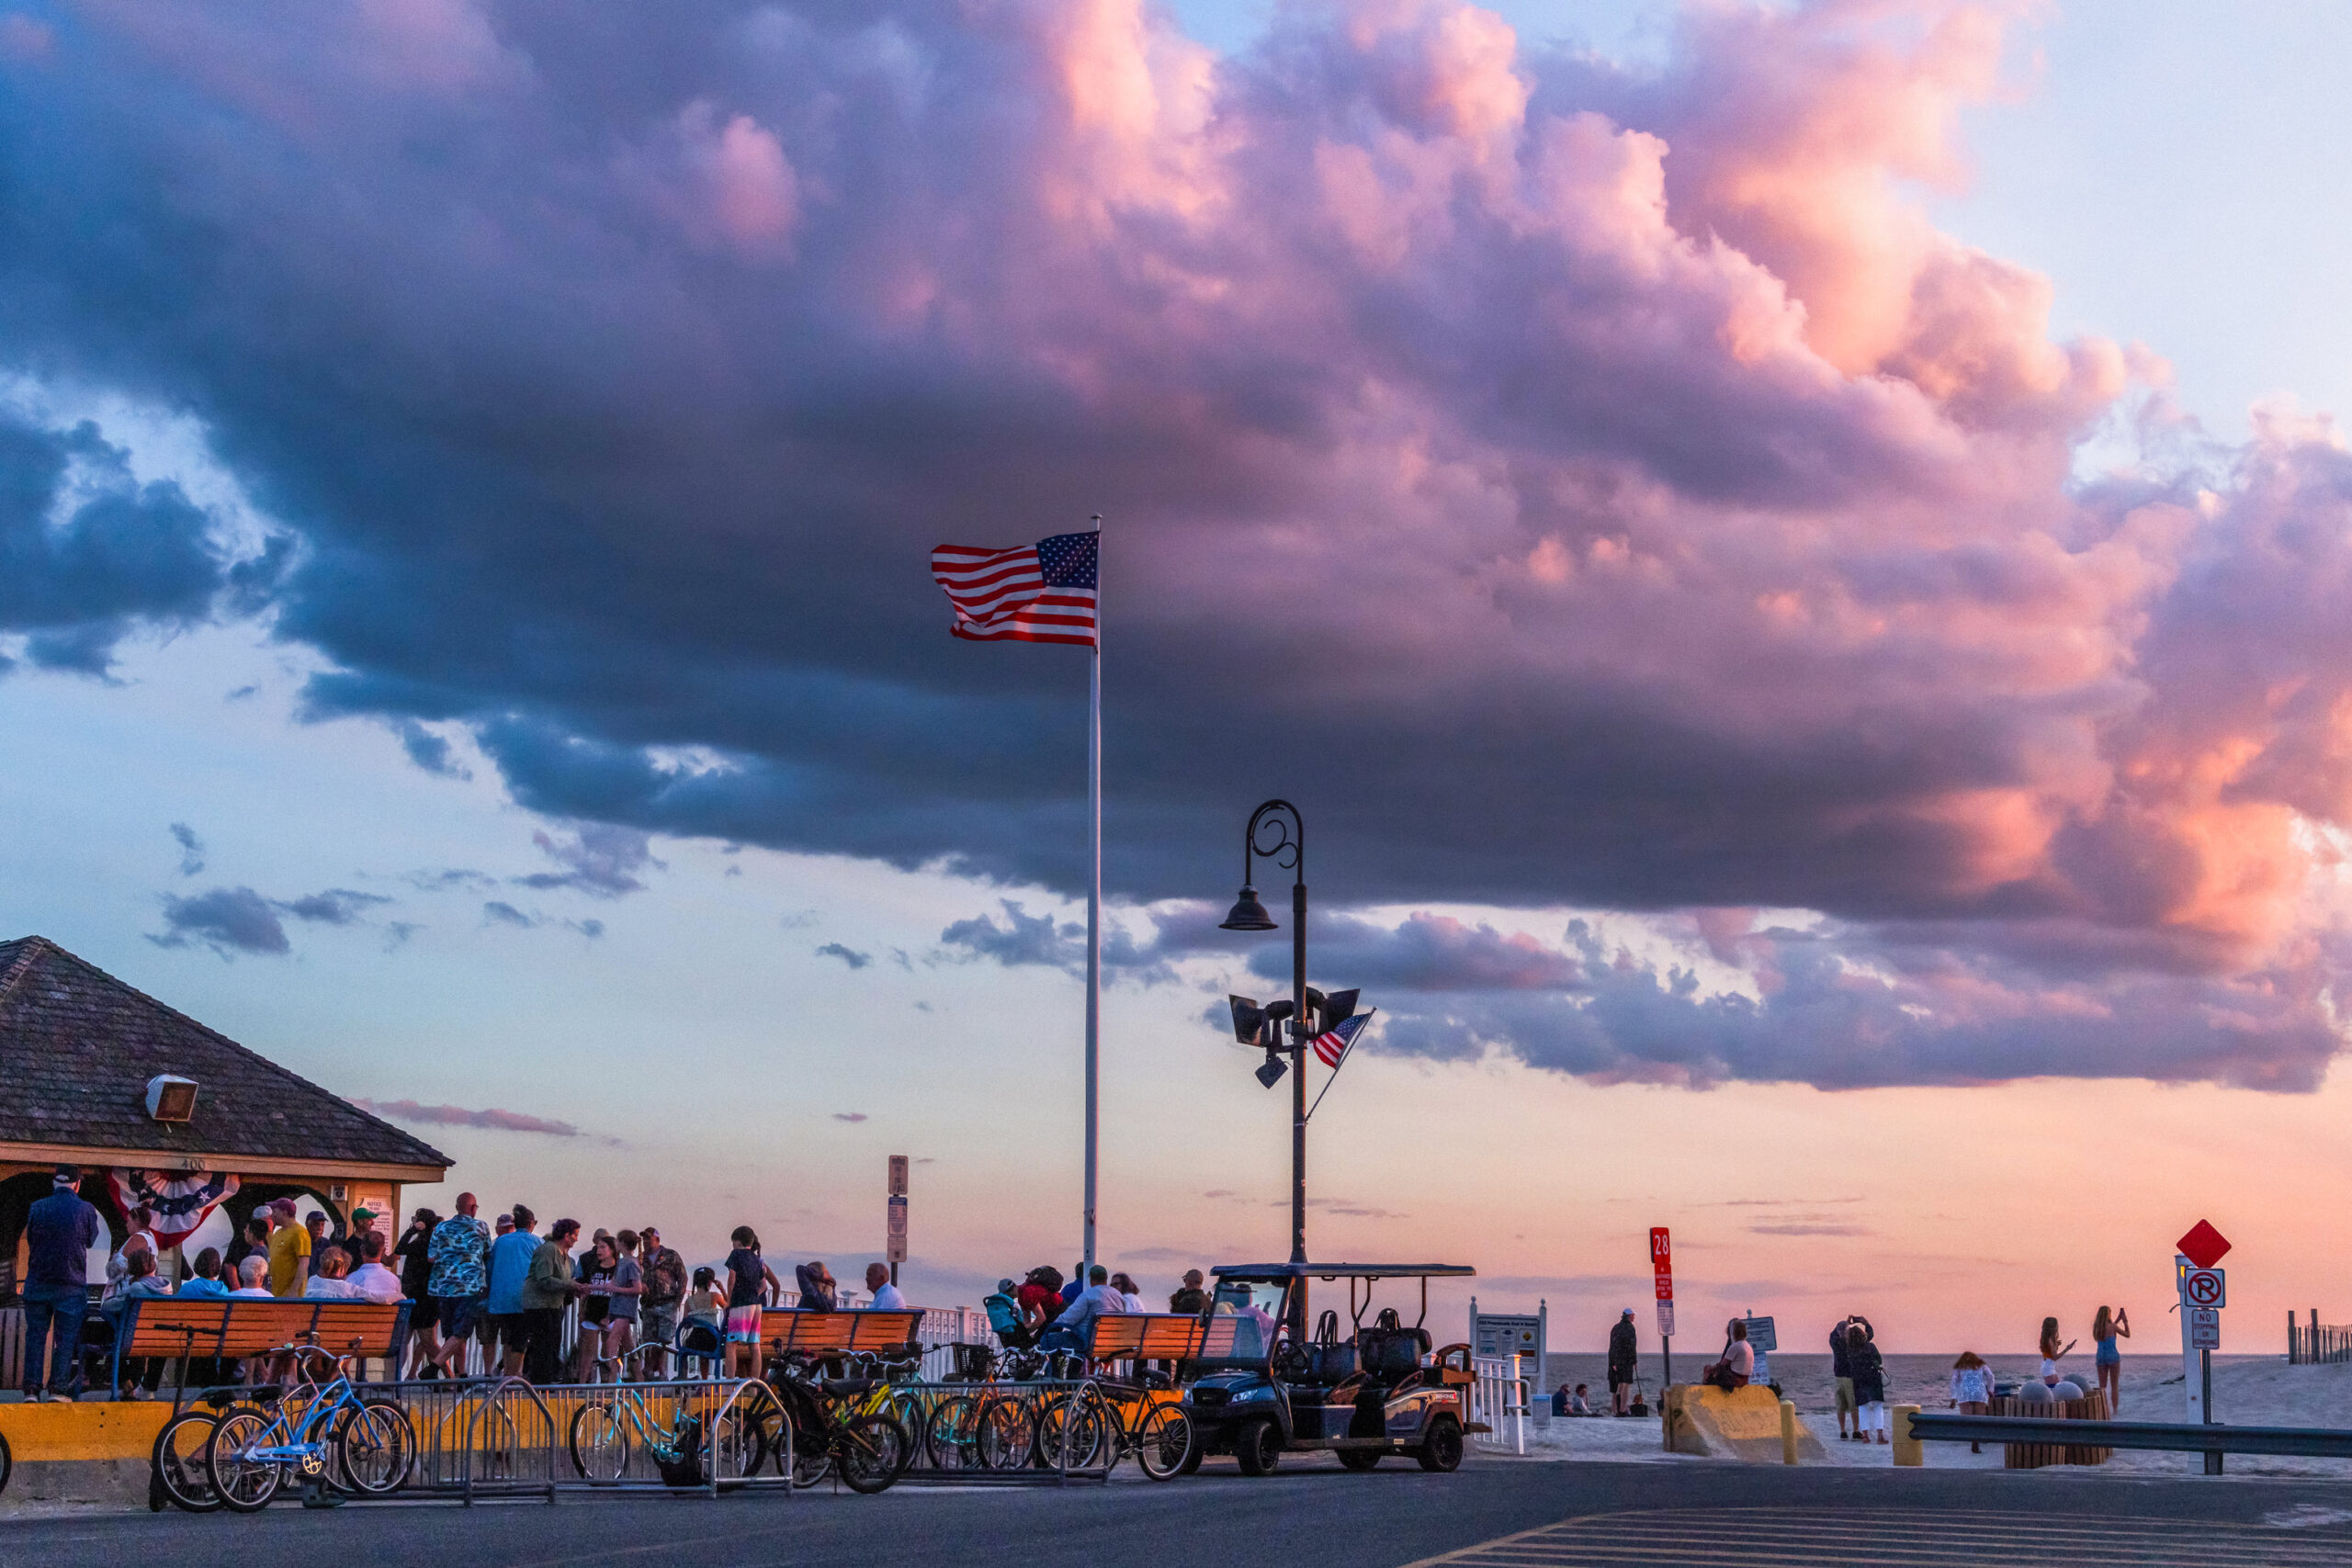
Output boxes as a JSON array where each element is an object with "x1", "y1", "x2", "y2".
[{"x1": 266, "y1": 1198, "x2": 311, "y2": 1296}]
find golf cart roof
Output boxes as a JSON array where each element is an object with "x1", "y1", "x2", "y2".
[{"x1": 1211, "y1": 1263, "x2": 1476, "y2": 1280}]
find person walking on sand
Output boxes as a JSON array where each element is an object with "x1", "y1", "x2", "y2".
[
  {"x1": 2039, "y1": 1316, "x2": 2075, "y2": 1388},
  {"x1": 1849, "y1": 1324, "x2": 1888, "y2": 1444},
  {"x1": 1607, "y1": 1308, "x2": 1639, "y2": 1415},
  {"x1": 1949, "y1": 1351, "x2": 1994, "y2": 1452},
  {"x1": 2092, "y1": 1305, "x2": 2130, "y2": 1411}
]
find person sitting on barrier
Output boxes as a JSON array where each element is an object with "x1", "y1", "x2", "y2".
[
  {"x1": 1949, "y1": 1351, "x2": 1993, "y2": 1453},
  {"x1": 2037, "y1": 1316, "x2": 2076, "y2": 1389},
  {"x1": 1849, "y1": 1324, "x2": 1888, "y2": 1444},
  {"x1": 1701, "y1": 1317, "x2": 1753, "y2": 1392}
]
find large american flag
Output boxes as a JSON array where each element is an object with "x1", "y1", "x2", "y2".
[
  {"x1": 931, "y1": 530, "x2": 1099, "y2": 647},
  {"x1": 1311, "y1": 1011, "x2": 1374, "y2": 1069}
]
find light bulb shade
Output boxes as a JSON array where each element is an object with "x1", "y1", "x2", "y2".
[
  {"x1": 1228, "y1": 996, "x2": 1266, "y2": 1044},
  {"x1": 1254, "y1": 1053, "x2": 1288, "y2": 1089},
  {"x1": 1219, "y1": 886, "x2": 1277, "y2": 931}
]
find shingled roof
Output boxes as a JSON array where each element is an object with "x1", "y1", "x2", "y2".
[{"x1": 0, "y1": 935, "x2": 448, "y2": 1174}]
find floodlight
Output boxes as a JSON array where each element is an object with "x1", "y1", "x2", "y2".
[
  {"x1": 1229, "y1": 996, "x2": 1266, "y2": 1044},
  {"x1": 1255, "y1": 1053, "x2": 1288, "y2": 1089}
]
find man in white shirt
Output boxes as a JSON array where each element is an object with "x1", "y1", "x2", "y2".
[
  {"x1": 346, "y1": 1231, "x2": 406, "y2": 1304},
  {"x1": 228, "y1": 1257, "x2": 275, "y2": 1297},
  {"x1": 1046, "y1": 1265, "x2": 1127, "y2": 1354},
  {"x1": 304, "y1": 1247, "x2": 360, "y2": 1300},
  {"x1": 864, "y1": 1262, "x2": 906, "y2": 1312}
]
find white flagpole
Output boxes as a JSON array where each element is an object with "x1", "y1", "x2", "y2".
[{"x1": 1084, "y1": 514, "x2": 1102, "y2": 1272}]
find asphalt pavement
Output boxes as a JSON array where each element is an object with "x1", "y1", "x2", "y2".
[{"x1": 8, "y1": 1454, "x2": 2352, "y2": 1568}]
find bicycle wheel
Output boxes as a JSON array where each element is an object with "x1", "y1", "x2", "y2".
[
  {"x1": 1134, "y1": 1403, "x2": 1194, "y2": 1482},
  {"x1": 885, "y1": 1389, "x2": 926, "y2": 1475},
  {"x1": 335, "y1": 1402, "x2": 417, "y2": 1496},
  {"x1": 570, "y1": 1401, "x2": 631, "y2": 1482},
  {"x1": 477, "y1": 1388, "x2": 525, "y2": 1482},
  {"x1": 205, "y1": 1409, "x2": 284, "y2": 1513},
  {"x1": 834, "y1": 1413, "x2": 908, "y2": 1495},
  {"x1": 711, "y1": 1393, "x2": 771, "y2": 1483},
  {"x1": 1034, "y1": 1389, "x2": 1110, "y2": 1471},
  {"x1": 976, "y1": 1393, "x2": 1036, "y2": 1471},
  {"x1": 153, "y1": 1411, "x2": 221, "y2": 1513},
  {"x1": 923, "y1": 1393, "x2": 979, "y2": 1472}
]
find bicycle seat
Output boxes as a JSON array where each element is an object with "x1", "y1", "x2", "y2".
[
  {"x1": 201, "y1": 1388, "x2": 250, "y2": 1409},
  {"x1": 245, "y1": 1384, "x2": 286, "y2": 1404},
  {"x1": 820, "y1": 1377, "x2": 876, "y2": 1398}
]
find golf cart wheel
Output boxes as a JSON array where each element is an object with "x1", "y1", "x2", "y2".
[
  {"x1": 1234, "y1": 1418, "x2": 1282, "y2": 1476},
  {"x1": 1416, "y1": 1416, "x2": 1463, "y2": 1472},
  {"x1": 1337, "y1": 1447, "x2": 1381, "y2": 1472}
]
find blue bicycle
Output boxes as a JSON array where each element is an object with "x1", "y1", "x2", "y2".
[{"x1": 203, "y1": 1343, "x2": 417, "y2": 1510}]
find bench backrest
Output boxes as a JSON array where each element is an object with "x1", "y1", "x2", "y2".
[
  {"x1": 763, "y1": 1309, "x2": 922, "y2": 1356},
  {"x1": 121, "y1": 1298, "x2": 411, "y2": 1359},
  {"x1": 1087, "y1": 1312, "x2": 1261, "y2": 1362}
]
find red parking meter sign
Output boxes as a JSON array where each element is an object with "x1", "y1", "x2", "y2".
[{"x1": 1651, "y1": 1227, "x2": 1675, "y2": 1338}]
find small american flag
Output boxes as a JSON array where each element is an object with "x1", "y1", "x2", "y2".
[
  {"x1": 931, "y1": 530, "x2": 1099, "y2": 647},
  {"x1": 1311, "y1": 1011, "x2": 1373, "y2": 1069}
]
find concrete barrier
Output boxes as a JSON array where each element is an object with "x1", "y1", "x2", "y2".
[
  {"x1": 1662, "y1": 1384, "x2": 1827, "y2": 1463},
  {"x1": 0, "y1": 1400, "x2": 171, "y2": 1510}
]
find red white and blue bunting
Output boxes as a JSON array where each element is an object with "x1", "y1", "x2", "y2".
[{"x1": 107, "y1": 1168, "x2": 241, "y2": 1248}]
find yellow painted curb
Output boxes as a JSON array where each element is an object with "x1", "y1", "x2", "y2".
[{"x1": 0, "y1": 1401, "x2": 172, "y2": 1463}]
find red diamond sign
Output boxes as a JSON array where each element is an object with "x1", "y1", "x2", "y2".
[{"x1": 2177, "y1": 1220, "x2": 2232, "y2": 1270}]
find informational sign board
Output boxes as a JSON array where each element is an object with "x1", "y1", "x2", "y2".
[
  {"x1": 888, "y1": 1155, "x2": 909, "y2": 1197},
  {"x1": 1650, "y1": 1227, "x2": 1673, "y2": 1301},
  {"x1": 1474, "y1": 1313, "x2": 1542, "y2": 1359},
  {"x1": 1656, "y1": 1300, "x2": 1676, "y2": 1340},
  {"x1": 2189, "y1": 1308, "x2": 2221, "y2": 1350},
  {"x1": 1743, "y1": 1315, "x2": 1778, "y2": 1354},
  {"x1": 2183, "y1": 1269, "x2": 2226, "y2": 1310},
  {"x1": 886, "y1": 1194, "x2": 908, "y2": 1264}
]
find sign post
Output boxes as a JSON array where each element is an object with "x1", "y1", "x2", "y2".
[
  {"x1": 2175, "y1": 1220, "x2": 2231, "y2": 1473},
  {"x1": 1651, "y1": 1227, "x2": 1674, "y2": 1388},
  {"x1": 887, "y1": 1156, "x2": 910, "y2": 1284}
]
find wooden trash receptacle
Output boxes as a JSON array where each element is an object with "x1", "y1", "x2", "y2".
[{"x1": 1992, "y1": 1389, "x2": 2111, "y2": 1468}]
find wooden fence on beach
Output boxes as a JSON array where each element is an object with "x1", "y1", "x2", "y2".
[{"x1": 2289, "y1": 1310, "x2": 2352, "y2": 1364}]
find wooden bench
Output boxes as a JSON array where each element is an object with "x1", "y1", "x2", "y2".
[
  {"x1": 1087, "y1": 1312, "x2": 1263, "y2": 1366},
  {"x1": 762, "y1": 1308, "x2": 922, "y2": 1360},
  {"x1": 115, "y1": 1298, "x2": 411, "y2": 1405}
]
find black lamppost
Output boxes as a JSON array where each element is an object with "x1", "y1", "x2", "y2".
[{"x1": 1218, "y1": 801, "x2": 1306, "y2": 1274}]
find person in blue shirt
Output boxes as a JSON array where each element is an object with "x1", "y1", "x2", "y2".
[
  {"x1": 177, "y1": 1247, "x2": 231, "y2": 1299},
  {"x1": 485, "y1": 1205, "x2": 543, "y2": 1379},
  {"x1": 1045, "y1": 1265, "x2": 1127, "y2": 1357},
  {"x1": 21, "y1": 1166, "x2": 102, "y2": 1402}
]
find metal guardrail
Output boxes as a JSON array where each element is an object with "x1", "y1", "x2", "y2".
[{"x1": 1908, "y1": 1411, "x2": 2352, "y2": 1460}]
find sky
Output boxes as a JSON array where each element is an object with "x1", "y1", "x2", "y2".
[{"x1": 5, "y1": 0, "x2": 2352, "y2": 1355}]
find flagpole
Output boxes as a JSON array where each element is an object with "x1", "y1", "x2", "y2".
[{"x1": 1083, "y1": 514, "x2": 1102, "y2": 1273}]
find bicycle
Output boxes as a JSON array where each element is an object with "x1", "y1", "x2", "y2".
[
  {"x1": 568, "y1": 1363, "x2": 775, "y2": 1485},
  {"x1": 153, "y1": 1388, "x2": 273, "y2": 1513},
  {"x1": 759, "y1": 1352, "x2": 910, "y2": 1493},
  {"x1": 203, "y1": 1344, "x2": 418, "y2": 1511}
]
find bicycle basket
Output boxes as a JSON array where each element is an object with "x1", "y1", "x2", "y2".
[{"x1": 950, "y1": 1342, "x2": 994, "y2": 1381}]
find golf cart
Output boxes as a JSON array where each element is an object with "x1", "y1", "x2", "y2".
[{"x1": 1180, "y1": 1262, "x2": 1476, "y2": 1475}]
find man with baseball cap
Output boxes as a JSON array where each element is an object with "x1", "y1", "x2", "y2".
[{"x1": 21, "y1": 1167, "x2": 101, "y2": 1401}]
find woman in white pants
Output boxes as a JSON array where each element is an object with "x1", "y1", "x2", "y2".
[{"x1": 1848, "y1": 1324, "x2": 1889, "y2": 1444}]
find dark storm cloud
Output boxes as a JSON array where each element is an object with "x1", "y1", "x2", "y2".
[
  {"x1": 814, "y1": 942, "x2": 872, "y2": 969},
  {"x1": 7, "y1": 1, "x2": 2352, "y2": 1088},
  {"x1": 149, "y1": 886, "x2": 289, "y2": 957},
  {"x1": 0, "y1": 409, "x2": 261, "y2": 675},
  {"x1": 169, "y1": 822, "x2": 204, "y2": 876}
]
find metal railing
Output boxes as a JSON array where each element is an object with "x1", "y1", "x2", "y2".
[
  {"x1": 1468, "y1": 1353, "x2": 1527, "y2": 1455},
  {"x1": 2290, "y1": 1313, "x2": 2352, "y2": 1365},
  {"x1": 1908, "y1": 1411, "x2": 2352, "y2": 1462}
]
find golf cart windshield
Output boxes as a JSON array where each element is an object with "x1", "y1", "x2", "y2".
[{"x1": 1215, "y1": 1277, "x2": 1291, "y2": 1326}]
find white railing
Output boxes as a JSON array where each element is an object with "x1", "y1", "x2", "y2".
[{"x1": 1470, "y1": 1352, "x2": 1528, "y2": 1454}]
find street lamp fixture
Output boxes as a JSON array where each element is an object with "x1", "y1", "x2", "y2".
[{"x1": 1216, "y1": 799, "x2": 1317, "y2": 1298}]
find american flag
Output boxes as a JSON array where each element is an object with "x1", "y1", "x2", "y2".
[
  {"x1": 1311, "y1": 1011, "x2": 1373, "y2": 1069},
  {"x1": 931, "y1": 530, "x2": 1099, "y2": 647}
]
